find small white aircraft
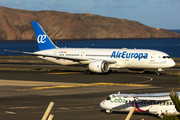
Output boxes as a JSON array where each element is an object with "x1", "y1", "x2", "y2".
[
  {"x1": 5, "y1": 21, "x2": 175, "y2": 75},
  {"x1": 100, "y1": 92, "x2": 180, "y2": 117}
]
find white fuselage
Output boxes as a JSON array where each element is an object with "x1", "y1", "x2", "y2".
[
  {"x1": 35, "y1": 48, "x2": 175, "y2": 69},
  {"x1": 100, "y1": 96, "x2": 179, "y2": 116}
]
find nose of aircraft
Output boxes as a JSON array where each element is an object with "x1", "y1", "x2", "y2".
[
  {"x1": 170, "y1": 59, "x2": 176, "y2": 67},
  {"x1": 100, "y1": 100, "x2": 105, "y2": 108},
  {"x1": 100, "y1": 101, "x2": 104, "y2": 107}
]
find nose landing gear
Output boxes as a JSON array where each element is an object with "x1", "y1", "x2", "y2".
[
  {"x1": 157, "y1": 68, "x2": 164, "y2": 76},
  {"x1": 106, "y1": 110, "x2": 113, "y2": 115}
]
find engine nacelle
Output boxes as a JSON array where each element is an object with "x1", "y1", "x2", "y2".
[{"x1": 88, "y1": 61, "x2": 109, "y2": 73}]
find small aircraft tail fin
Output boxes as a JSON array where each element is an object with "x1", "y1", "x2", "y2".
[{"x1": 31, "y1": 21, "x2": 57, "y2": 51}]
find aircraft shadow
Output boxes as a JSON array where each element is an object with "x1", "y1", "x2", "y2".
[
  {"x1": 48, "y1": 69, "x2": 165, "y2": 75},
  {"x1": 99, "y1": 109, "x2": 159, "y2": 118}
]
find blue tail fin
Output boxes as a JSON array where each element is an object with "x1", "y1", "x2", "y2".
[{"x1": 31, "y1": 21, "x2": 57, "y2": 51}]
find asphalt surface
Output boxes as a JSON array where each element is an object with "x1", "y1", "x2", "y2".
[
  {"x1": 0, "y1": 68, "x2": 180, "y2": 120},
  {"x1": 0, "y1": 56, "x2": 180, "y2": 120}
]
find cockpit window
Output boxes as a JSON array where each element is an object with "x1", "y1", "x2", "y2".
[
  {"x1": 163, "y1": 56, "x2": 171, "y2": 59},
  {"x1": 106, "y1": 97, "x2": 110, "y2": 100}
]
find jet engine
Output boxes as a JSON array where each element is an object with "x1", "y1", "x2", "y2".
[{"x1": 88, "y1": 61, "x2": 109, "y2": 73}]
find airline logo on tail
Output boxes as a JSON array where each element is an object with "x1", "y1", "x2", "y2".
[
  {"x1": 37, "y1": 35, "x2": 46, "y2": 43},
  {"x1": 31, "y1": 21, "x2": 57, "y2": 50}
]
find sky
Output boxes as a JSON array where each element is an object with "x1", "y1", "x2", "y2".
[{"x1": 0, "y1": 0, "x2": 180, "y2": 29}]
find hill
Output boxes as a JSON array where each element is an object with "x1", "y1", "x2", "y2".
[{"x1": 0, "y1": 6, "x2": 180, "y2": 40}]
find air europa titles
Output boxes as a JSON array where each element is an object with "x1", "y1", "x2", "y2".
[{"x1": 111, "y1": 51, "x2": 148, "y2": 61}]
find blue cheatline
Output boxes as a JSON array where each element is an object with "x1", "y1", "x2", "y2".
[{"x1": 31, "y1": 21, "x2": 57, "y2": 51}]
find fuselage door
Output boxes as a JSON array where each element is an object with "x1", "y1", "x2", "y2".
[
  {"x1": 158, "y1": 55, "x2": 162, "y2": 68},
  {"x1": 81, "y1": 52, "x2": 85, "y2": 57},
  {"x1": 150, "y1": 53, "x2": 156, "y2": 61},
  {"x1": 150, "y1": 53, "x2": 161, "y2": 68},
  {"x1": 126, "y1": 59, "x2": 136, "y2": 68},
  {"x1": 54, "y1": 51, "x2": 58, "y2": 56}
]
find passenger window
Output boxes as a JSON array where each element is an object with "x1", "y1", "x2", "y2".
[{"x1": 151, "y1": 101, "x2": 154, "y2": 105}]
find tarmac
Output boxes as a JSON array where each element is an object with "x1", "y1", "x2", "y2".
[{"x1": 0, "y1": 57, "x2": 180, "y2": 120}]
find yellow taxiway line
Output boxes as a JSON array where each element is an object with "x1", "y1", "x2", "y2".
[{"x1": 18, "y1": 82, "x2": 151, "y2": 91}]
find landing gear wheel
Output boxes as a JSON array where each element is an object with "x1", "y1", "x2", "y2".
[
  {"x1": 106, "y1": 110, "x2": 113, "y2": 115},
  {"x1": 157, "y1": 68, "x2": 164, "y2": 76},
  {"x1": 157, "y1": 72, "x2": 161, "y2": 76},
  {"x1": 159, "y1": 113, "x2": 165, "y2": 118}
]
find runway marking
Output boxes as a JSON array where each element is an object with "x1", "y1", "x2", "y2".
[
  {"x1": 131, "y1": 76, "x2": 153, "y2": 83},
  {"x1": 5, "y1": 111, "x2": 16, "y2": 115},
  {"x1": 87, "y1": 106, "x2": 95, "y2": 109},
  {"x1": 47, "y1": 72, "x2": 81, "y2": 74},
  {"x1": 17, "y1": 82, "x2": 151, "y2": 91},
  {"x1": 0, "y1": 79, "x2": 81, "y2": 86},
  {"x1": 113, "y1": 74, "x2": 153, "y2": 84},
  {"x1": 75, "y1": 107, "x2": 84, "y2": 109},
  {"x1": 9, "y1": 106, "x2": 37, "y2": 110},
  {"x1": 59, "y1": 107, "x2": 71, "y2": 110}
]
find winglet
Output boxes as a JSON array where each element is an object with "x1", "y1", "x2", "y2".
[{"x1": 31, "y1": 21, "x2": 57, "y2": 51}]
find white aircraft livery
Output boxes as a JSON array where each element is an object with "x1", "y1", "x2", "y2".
[
  {"x1": 100, "y1": 92, "x2": 180, "y2": 117},
  {"x1": 5, "y1": 21, "x2": 175, "y2": 74}
]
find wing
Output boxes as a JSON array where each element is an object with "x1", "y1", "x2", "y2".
[
  {"x1": 5, "y1": 49, "x2": 90, "y2": 61},
  {"x1": 4, "y1": 49, "x2": 116, "y2": 63},
  {"x1": 137, "y1": 96, "x2": 171, "y2": 101}
]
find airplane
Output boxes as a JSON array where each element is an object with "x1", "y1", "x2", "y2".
[
  {"x1": 5, "y1": 21, "x2": 175, "y2": 75},
  {"x1": 100, "y1": 92, "x2": 180, "y2": 117}
]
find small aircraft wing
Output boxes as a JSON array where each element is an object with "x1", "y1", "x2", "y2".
[
  {"x1": 136, "y1": 96, "x2": 171, "y2": 101},
  {"x1": 4, "y1": 49, "x2": 117, "y2": 63}
]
